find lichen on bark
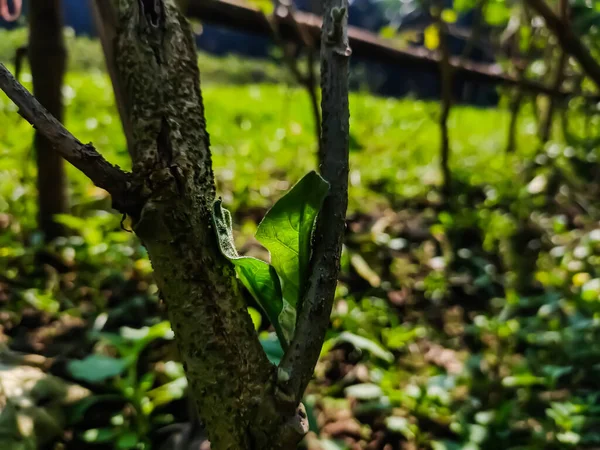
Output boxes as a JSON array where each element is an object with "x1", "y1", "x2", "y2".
[{"x1": 113, "y1": 1, "x2": 282, "y2": 448}]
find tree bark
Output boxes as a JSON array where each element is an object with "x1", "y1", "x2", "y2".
[
  {"x1": 112, "y1": 2, "x2": 306, "y2": 448},
  {"x1": 276, "y1": 0, "x2": 350, "y2": 407},
  {"x1": 1, "y1": 0, "x2": 350, "y2": 446},
  {"x1": 29, "y1": 0, "x2": 69, "y2": 240},
  {"x1": 433, "y1": 3, "x2": 452, "y2": 197}
]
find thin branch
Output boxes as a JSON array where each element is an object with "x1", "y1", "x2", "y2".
[
  {"x1": 268, "y1": 0, "x2": 323, "y2": 161},
  {"x1": 277, "y1": 0, "x2": 350, "y2": 406},
  {"x1": 525, "y1": 0, "x2": 600, "y2": 91},
  {"x1": 0, "y1": 63, "x2": 133, "y2": 212},
  {"x1": 432, "y1": 1, "x2": 452, "y2": 197}
]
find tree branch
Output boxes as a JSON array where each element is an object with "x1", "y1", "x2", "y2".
[
  {"x1": 525, "y1": 0, "x2": 600, "y2": 91},
  {"x1": 268, "y1": 0, "x2": 322, "y2": 161},
  {"x1": 277, "y1": 0, "x2": 350, "y2": 406},
  {"x1": 432, "y1": 1, "x2": 452, "y2": 197},
  {"x1": 0, "y1": 63, "x2": 133, "y2": 212}
]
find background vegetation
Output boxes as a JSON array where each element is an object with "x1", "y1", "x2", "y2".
[{"x1": 2, "y1": 1, "x2": 600, "y2": 447}]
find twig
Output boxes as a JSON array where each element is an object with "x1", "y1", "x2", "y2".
[
  {"x1": 525, "y1": 0, "x2": 600, "y2": 91},
  {"x1": 432, "y1": 1, "x2": 452, "y2": 197},
  {"x1": 0, "y1": 63, "x2": 134, "y2": 212},
  {"x1": 268, "y1": 0, "x2": 322, "y2": 160},
  {"x1": 277, "y1": 0, "x2": 350, "y2": 406}
]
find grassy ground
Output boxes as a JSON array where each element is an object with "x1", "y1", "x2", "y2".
[{"x1": 2, "y1": 31, "x2": 600, "y2": 450}]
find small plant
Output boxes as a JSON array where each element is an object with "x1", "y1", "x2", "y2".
[
  {"x1": 67, "y1": 321, "x2": 183, "y2": 449},
  {"x1": 213, "y1": 170, "x2": 329, "y2": 348}
]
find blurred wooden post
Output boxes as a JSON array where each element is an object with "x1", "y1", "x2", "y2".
[{"x1": 29, "y1": 0, "x2": 69, "y2": 240}]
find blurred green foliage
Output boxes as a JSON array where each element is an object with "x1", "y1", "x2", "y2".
[{"x1": 2, "y1": 31, "x2": 600, "y2": 449}]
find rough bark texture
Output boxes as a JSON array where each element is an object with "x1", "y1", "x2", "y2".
[
  {"x1": 112, "y1": 2, "x2": 299, "y2": 448},
  {"x1": 1, "y1": 0, "x2": 350, "y2": 447},
  {"x1": 29, "y1": 0, "x2": 69, "y2": 240},
  {"x1": 277, "y1": 0, "x2": 350, "y2": 407}
]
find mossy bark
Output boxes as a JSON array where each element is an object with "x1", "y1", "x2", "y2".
[
  {"x1": 112, "y1": 1, "x2": 299, "y2": 448},
  {"x1": 1, "y1": 0, "x2": 347, "y2": 446}
]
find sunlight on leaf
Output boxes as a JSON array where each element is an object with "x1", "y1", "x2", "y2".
[
  {"x1": 212, "y1": 199, "x2": 290, "y2": 346},
  {"x1": 424, "y1": 24, "x2": 439, "y2": 50},
  {"x1": 256, "y1": 170, "x2": 329, "y2": 307},
  {"x1": 332, "y1": 332, "x2": 393, "y2": 363}
]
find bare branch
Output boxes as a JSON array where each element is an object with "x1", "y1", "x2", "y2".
[
  {"x1": 525, "y1": 0, "x2": 600, "y2": 91},
  {"x1": 277, "y1": 0, "x2": 350, "y2": 406},
  {"x1": 0, "y1": 63, "x2": 133, "y2": 212},
  {"x1": 268, "y1": 0, "x2": 322, "y2": 161}
]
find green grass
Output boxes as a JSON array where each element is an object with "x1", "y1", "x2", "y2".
[
  {"x1": 1, "y1": 69, "x2": 542, "y2": 222},
  {"x1": 1, "y1": 27, "x2": 546, "y2": 224}
]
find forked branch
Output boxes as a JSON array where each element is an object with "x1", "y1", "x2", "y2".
[
  {"x1": 277, "y1": 0, "x2": 350, "y2": 406},
  {"x1": 0, "y1": 63, "x2": 133, "y2": 212}
]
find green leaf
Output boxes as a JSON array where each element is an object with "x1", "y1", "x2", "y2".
[
  {"x1": 424, "y1": 24, "x2": 439, "y2": 50},
  {"x1": 212, "y1": 199, "x2": 292, "y2": 346},
  {"x1": 345, "y1": 383, "x2": 384, "y2": 400},
  {"x1": 67, "y1": 355, "x2": 129, "y2": 383},
  {"x1": 120, "y1": 321, "x2": 174, "y2": 347},
  {"x1": 248, "y1": 307, "x2": 262, "y2": 330},
  {"x1": 256, "y1": 170, "x2": 329, "y2": 308},
  {"x1": 333, "y1": 331, "x2": 394, "y2": 363},
  {"x1": 116, "y1": 432, "x2": 139, "y2": 449},
  {"x1": 260, "y1": 333, "x2": 285, "y2": 366},
  {"x1": 379, "y1": 25, "x2": 397, "y2": 39},
  {"x1": 147, "y1": 377, "x2": 188, "y2": 408},
  {"x1": 82, "y1": 428, "x2": 119, "y2": 443},
  {"x1": 386, "y1": 416, "x2": 417, "y2": 439},
  {"x1": 502, "y1": 374, "x2": 545, "y2": 387},
  {"x1": 67, "y1": 395, "x2": 123, "y2": 425},
  {"x1": 484, "y1": 1, "x2": 510, "y2": 26},
  {"x1": 320, "y1": 439, "x2": 350, "y2": 450},
  {"x1": 441, "y1": 9, "x2": 457, "y2": 23},
  {"x1": 246, "y1": 0, "x2": 274, "y2": 15}
]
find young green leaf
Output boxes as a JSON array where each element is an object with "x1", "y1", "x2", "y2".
[
  {"x1": 212, "y1": 199, "x2": 293, "y2": 347},
  {"x1": 255, "y1": 171, "x2": 329, "y2": 307},
  {"x1": 67, "y1": 355, "x2": 129, "y2": 383}
]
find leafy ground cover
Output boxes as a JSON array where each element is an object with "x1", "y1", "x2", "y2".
[{"x1": 2, "y1": 32, "x2": 600, "y2": 450}]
